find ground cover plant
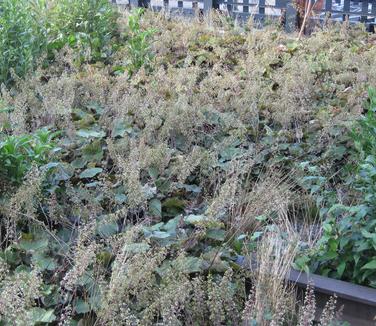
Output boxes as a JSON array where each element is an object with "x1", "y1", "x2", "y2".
[{"x1": 0, "y1": 4, "x2": 376, "y2": 325}]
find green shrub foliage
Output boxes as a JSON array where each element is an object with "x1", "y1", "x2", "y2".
[
  {"x1": 0, "y1": 0, "x2": 118, "y2": 85},
  {"x1": 297, "y1": 89, "x2": 376, "y2": 287}
]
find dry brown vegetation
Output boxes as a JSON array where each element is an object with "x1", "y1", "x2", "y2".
[{"x1": 0, "y1": 8, "x2": 375, "y2": 325}]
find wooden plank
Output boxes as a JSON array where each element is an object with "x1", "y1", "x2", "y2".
[
  {"x1": 288, "y1": 269, "x2": 376, "y2": 307},
  {"x1": 289, "y1": 269, "x2": 376, "y2": 325},
  {"x1": 239, "y1": 255, "x2": 376, "y2": 325}
]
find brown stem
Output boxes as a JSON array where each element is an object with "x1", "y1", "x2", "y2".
[{"x1": 298, "y1": 0, "x2": 313, "y2": 39}]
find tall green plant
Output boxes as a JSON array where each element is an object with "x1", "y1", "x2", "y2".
[
  {"x1": 296, "y1": 88, "x2": 376, "y2": 287},
  {"x1": 0, "y1": 0, "x2": 119, "y2": 85},
  {"x1": 0, "y1": 0, "x2": 48, "y2": 85},
  {"x1": 0, "y1": 129, "x2": 58, "y2": 185},
  {"x1": 48, "y1": 0, "x2": 119, "y2": 61},
  {"x1": 125, "y1": 8, "x2": 156, "y2": 77}
]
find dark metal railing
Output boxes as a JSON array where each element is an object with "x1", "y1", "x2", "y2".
[{"x1": 117, "y1": 0, "x2": 376, "y2": 32}]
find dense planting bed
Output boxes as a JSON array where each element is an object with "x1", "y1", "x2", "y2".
[{"x1": 1, "y1": 0, "x2": 376, "y2": 324}]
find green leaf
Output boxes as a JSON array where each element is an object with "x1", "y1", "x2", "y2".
[
  {"x1": 19, "y1": 237, "x2": 49, "y2": 251},
  {"x1": 177, "y1": 256, "x2": 204, "y2": 273},
  {"x1": 82, "y1": 140, "x2": 104, "y2": 162},
  {"x1": 74, "y1": 299, "x2": 91, "y2": 314},
  {"x1": 361, "y1": 259, "x2": 376, "y2": 270},
  {"x1": 71, "y1": 157, "x2": 87, "y2": 169},
  {"x1": 31, "y1": 252, "x2": 57, "y2": 271},
  {"x1": 50, "y1": 163, "x2": 74, "y2": 181},
  {"x1": 251, "y1": 231, "x2": 263, "y2": 241},
  {"x1": 337, "y1": 261, "x2": 346, "y2": 278},
  {"x1": 184, "y1": 214, "x2": 206, "y2": 225},
  {"x1": 111, "y1": 120, "x2": 132, "y2": 138},
  {"x1": 255, "y1": 215, "x2": 267, "y2": 222},
  {"x1": 320, "y1": 251, "x2": 338, "y2": 261},
  {"x1": 206, "y1": 229, "x2": 226, "y2": 241},
  {"x1": 97, "y1": 221, "x2": 118, "y2": 237},
  {"x1": 28, "y1": 308, "x2": 56, "y2": 323},
  {"x1": 361, "y1": 230, "x2": 376, "y2": 243},
  {"x1": 76, "y1": 129, "x2": 105, "y2": 138},
  {"x1": 162, "y1": 197, "x2": 185, "y2": 216},
  {"x1": 162, "y1": 216, "x2": 181, "y2": 233},
  {"x1": 150, "y1": 231, "x2": 171, "y2": 239},
  {"x1": 79, "y1": 167, "x2": 102, "y2": 179},
  {"x1": 149, "y1": 198, "x2": 162, "y2": 217},
  {"x1": 322, "y1": 223, "x2": 332, "y2": 233},
  {"x1": 123, "y1": 243, "x2": 150, "y2": 254}
]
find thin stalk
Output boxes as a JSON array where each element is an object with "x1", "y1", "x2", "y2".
[{"x1": 298, "y1": 0, "x2": 313, "y2": 39}]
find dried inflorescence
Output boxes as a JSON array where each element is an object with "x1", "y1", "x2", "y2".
[
  {"x1": 0, "y1": 268, "x2": 43, "y2": 325},
  {"x1": 0, "y1": 9, "x2": 368, "y2": 326}
]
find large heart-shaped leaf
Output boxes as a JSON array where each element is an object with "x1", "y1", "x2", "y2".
[{"x1": 79, "y1": 167, "x2": 103, "y2": 179}]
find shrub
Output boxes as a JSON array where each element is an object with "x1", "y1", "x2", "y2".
[
  {"x1": 0, "y1": 129, "x2": 58, "y2": 185},
  {"x1": 124, "y1": 8, "x2": 156, "y2": 77},
  {"x1": 48, "y1": 0, "x2": 119, "y2": 62},
  {"x1": 0, "y1": 0, "x2": 47, "y2": 85},
  {"x1": 0, "y1": 0, "x2": 119, "y2": 85},
  {"x1": 297, "y1": 88, "x2": 376, "y2": 288}
]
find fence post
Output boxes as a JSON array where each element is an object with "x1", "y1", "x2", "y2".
[{"x1": 285, "y1": 0, "x2": 297, "y2": 32}]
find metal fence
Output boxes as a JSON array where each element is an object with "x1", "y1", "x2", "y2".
[{"x1": 112, "y1": 0, "x2": 376, "y2": 31}]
